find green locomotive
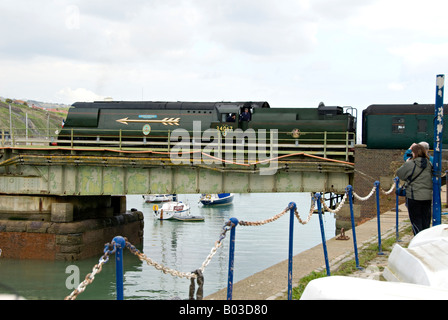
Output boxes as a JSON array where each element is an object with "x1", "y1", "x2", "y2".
[
  {"x1": 58, "y1": 101, "x2": 356, "y2": 156},
  {"x1": 362, "y1": 104, "x2": 448, "y2": 149}
]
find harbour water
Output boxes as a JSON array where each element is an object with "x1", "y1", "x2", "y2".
[{"x1": 0, "y1": 193, "x2": 335, "y2": 300}]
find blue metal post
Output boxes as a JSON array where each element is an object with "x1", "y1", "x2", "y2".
[
  {"x1": 226, "y1": 217, "x2": 239, "y2": 300},
  {"x1": 374, "y1": 181, "x2": 384, "y2": 255},
  {"x1": 433, "y1": 74, "x2": 445, "y2": 226},
  {"x1": 346, "y1": 185, "x2": 361, "y2": 270},
  {"x1": 394, "y1": 177, "x2": 401, "y2": 242},
  {"x1": 113, "y1": 236, "x2": 126, "y2": 300},
  {"x1": 315, "y1": 193, "x2": 330, "y2": 276},
  {"x1": 287, "y1": 201, "x2": 296, "y2": 300}
]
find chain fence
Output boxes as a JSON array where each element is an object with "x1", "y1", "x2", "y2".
[{"x1": 61, "y1": 179, "x2": 397, "y2": 300}]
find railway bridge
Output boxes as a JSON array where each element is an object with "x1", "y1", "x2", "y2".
[{"x1": 0, "y1": 131, "x2": 354, "y2": 260}]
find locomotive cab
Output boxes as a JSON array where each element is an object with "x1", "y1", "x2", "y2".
[
  {"x1": 212, "y1": 103, "x2": 257, "y2": 134},
  {"x1": 212, "y1": 104, "x2": 240, "y2": 136}
]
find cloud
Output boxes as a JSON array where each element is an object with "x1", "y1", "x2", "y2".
[
  {"x1": 0, "y1": 0, "x2": 447, "y2": 109},
  {"x1": 388, "y1": 82, "x2": 406, "y2": 91},
  {"x1": 389, "y1": 43, "x2": 448, "y2": 68},
  {"x1": 0, "y1": 0, "x2": 322, "y2": 63},
  {"x1": 57, "y1": 87, "x2": 104, "y2": 103},
  {"x1": 349, "y1": 0, "x2": 448, "y2": 37},
  {"x1": 196, "y1": 0, "x2": 320, "y2": 57}
]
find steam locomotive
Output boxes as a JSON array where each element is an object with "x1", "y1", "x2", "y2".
[{"x1": 58, "y1": 100, "x2": 357, "y2": 148}]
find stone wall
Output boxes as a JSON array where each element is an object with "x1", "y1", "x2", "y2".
[
  {"x1": 0, "y1": 211, "x2": 143, "y2": 261},
  {"x1": 0, "y1": 195, "x2": 144, "y2": 260},
  {"x1": 0, "y1": 210, "x2": 143, "y2": 260},
  {"x1": 352, "y1": 145, "x2": 448, "y2": 223},
  {"x1": 353, "y1": 145, "x2": 405, "y2": 221}
]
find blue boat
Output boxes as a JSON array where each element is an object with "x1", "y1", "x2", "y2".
[{"x1": 199, "y1": 193, "x2": 234, "y2": 206}]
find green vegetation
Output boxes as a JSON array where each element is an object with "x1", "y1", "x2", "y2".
[{"x1": 0, "y1": 101, "x2": 67, "y2": 139}]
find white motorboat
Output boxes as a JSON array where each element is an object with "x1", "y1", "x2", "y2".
[
  {"x1": 153, "y1": 201, "x2": 204, "y2": 221},
  {"x1": 143, "y1": 194, "x2": 175, "y2": 203},
  {"x1": 383, "y1": 224, "x2": 448, "y2": 289}
]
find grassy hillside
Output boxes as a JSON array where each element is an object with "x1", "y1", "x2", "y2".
[{"x1": 0, "y1": 102, "x2": 67, "y2": 139}]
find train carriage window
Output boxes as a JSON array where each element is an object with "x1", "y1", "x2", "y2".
[
  {"x1": 392, "y1": 117, "x2": 405, "y2": 134},
  {"x1": 418, "y1": 119, "x2": 427, "y2": 133}
]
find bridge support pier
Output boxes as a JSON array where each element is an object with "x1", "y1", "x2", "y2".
[{"x1": 0, "y1": 195, "x2": 143, "y2": 260}]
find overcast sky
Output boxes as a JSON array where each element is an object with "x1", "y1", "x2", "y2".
[{"x1": 1, "y1": 0, "x2": 447, "y2": 113}]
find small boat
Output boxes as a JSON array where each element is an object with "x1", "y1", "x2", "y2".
[
  {"x1": 172, "y1": 215, "x2": 205, "y2": 222},
  {"x1": 143, "y1": 194, "x2": 176, "y2": 203},
  {"x1": 199, "y1": 193, "x2": 234, "y2": 205},
  {"x1": 153, "y1": 201, "x2": 190, "y2": 220},
  {"x1": 153, "y1": 201, "x2": 204, "y2": 221},
  {"x1": 383, "y1": 224, "x2": 448, "y2": 289}
]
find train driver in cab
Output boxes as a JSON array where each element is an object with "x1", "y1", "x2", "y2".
[
  {"x1": 226, "y1": 113, "x2": 236, "y2": 122},
  {"x1": 240, "y1": 107, "x2": 251, "y2": 121}
]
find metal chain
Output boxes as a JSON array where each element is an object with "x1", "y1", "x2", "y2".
[
  {"x1": 319, "y1": 192, "x2": 348, "y2": 214},
  {"x1": 353, "y1": 182, "x2": 395, "y2": 201},
  {"x1": 238, "y1": 208, "x2": 289, "y2": 226},
  {"x1": 198, "y1": 221, "x2": 232, "y2": 272},
  {"x1": 125, "y1": 241, "x2": 197, "y2": 279},
  {"x1": 64, "y1": 242, "x2": 116, "y2": 300},
  {"x1": 353, "y1": 184, "x2": 376, "y2": 201},
  {"x1": 124, "y1": 221, "x2": 232, "y2": 280},
  {"x1": 294, "y1": 202, "x2": 315, "y2": 224},
  {"x1": 381, "y1": 183, "x2": 396, "y2": 195},
  {"x1": 189, "y1": 269, "x2": 204, "y2": 300}
]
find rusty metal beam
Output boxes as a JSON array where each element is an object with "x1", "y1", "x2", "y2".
[{"x1": 0, "y1": 147, "x2": 353, "y2": 195}]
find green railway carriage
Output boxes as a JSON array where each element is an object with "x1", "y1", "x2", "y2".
[
  {"x1": 58, "y1": 101, "x2": 356, "y2": 150},
  {"x1": 362, "y1": 104, "x2": 448, "y2": 149}
]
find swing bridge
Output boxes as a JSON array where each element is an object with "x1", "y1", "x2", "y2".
[{"x1": 0, "y1": 134, "x2": 354, "y2": 196}]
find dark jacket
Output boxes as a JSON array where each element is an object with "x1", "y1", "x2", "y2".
[{"x1": 396, "y1": 157, "x2": 432, "y2": 201}]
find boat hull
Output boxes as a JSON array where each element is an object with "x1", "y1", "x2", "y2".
[
  {"x1": 144, "y1": 194, "x2": 174, "y2": 203},
  {"x1": 153, "y1": 202, "x2": 190, "y2": 220},
  {"x1": 383, "y1": 224, "x2": 448, "y2": 289},
  {"x1": 200, "y1": 193, "x2": 234, "y2": 206},
  {"x1": 301, "y1": 276, "x2": 448, "y2": 300}
]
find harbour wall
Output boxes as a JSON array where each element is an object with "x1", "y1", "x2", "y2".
[{"x1": 0, "y1": 196, "x2": 144, "y2": 260}]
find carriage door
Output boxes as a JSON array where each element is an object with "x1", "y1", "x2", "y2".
[{"x1": 416, "y1": 116, "x2": 429, "y2": 143}]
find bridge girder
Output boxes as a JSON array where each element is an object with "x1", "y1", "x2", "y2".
[{"x1": 0, "y1": 156, "x2": 352, "y2": 196}]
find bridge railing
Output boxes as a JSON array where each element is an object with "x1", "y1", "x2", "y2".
[
  {"x1": 63, "y1": 179, "x2": 400, "y2": 301},
  {"x1": 1, "y1": 127, "x2": 355, "y2": 162}
]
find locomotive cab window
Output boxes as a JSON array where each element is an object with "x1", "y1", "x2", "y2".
[
  {"x1": 392, "y1": 117, "x2": 405, "y2": 134},
  {"x1": 225, "y1": 113, "x2": 236, "y2": 122},
  {"x1": 216, "y1": 105, "x2": 239, "y2": 122}
]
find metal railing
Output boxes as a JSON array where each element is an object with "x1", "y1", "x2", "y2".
[{"x1": 1, "y1": 127, "x2": 356, "y2": 162}]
